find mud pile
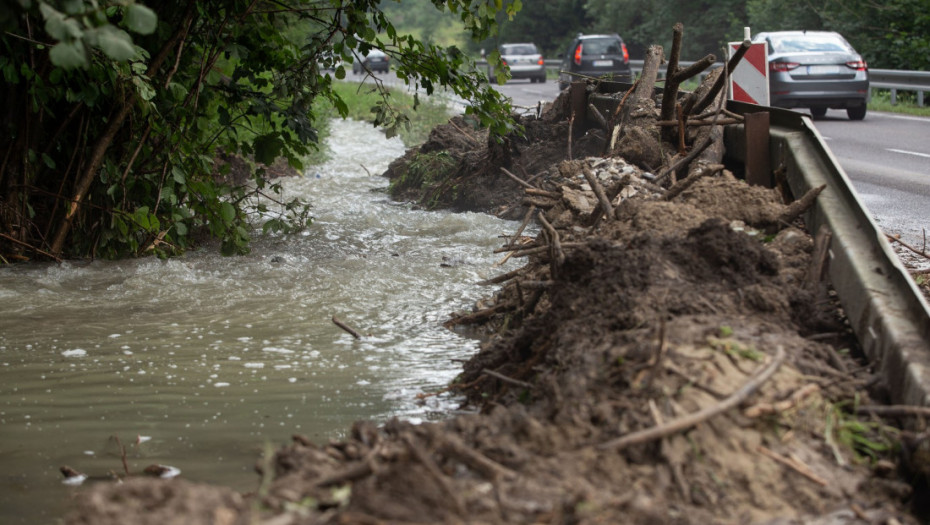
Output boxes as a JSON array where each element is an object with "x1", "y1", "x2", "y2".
[{"x1": 66, "y1": 79, "x2": 927, "y2": 525}]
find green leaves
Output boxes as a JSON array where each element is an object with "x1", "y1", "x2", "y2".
[
  {"x1": 38, "y1": 0, "x2": 156, "y2": 69},
  {"x1": 124, "y1": 4, "x2": 157, "y2": 35},
  {"x1": 49, "y1": 40, "x2": 88, "y2": 69},
  {"x1": 88, "y1": 25, "x2": 137, "y2": 61}
]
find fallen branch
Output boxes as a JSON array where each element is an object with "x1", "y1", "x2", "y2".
[
  {"x1": 743, "y1": 384, "x2": 820, "y2": 418},
  {"x1": 773, "y1": 184, "x2": 826, "y2": 230},
  {"x1": 440, "y1": 434, "x2": 517, "y2": 481},
  {"x1": 332, "y1": 316, "x2": 362, "y2": 339},
  {"x1": 402, "y1": 434, "x2": 465, "y2": 514},
  {"x1": 664, "y1": 163, "x2": 724, "y2": 201},
  {"x1": 596, "y1": 346, "x2": 786, "y2": 451},
  {"x1": 855, "y1": 405, "x2": 930, "y2": 418},
  {"x1": 538, "y1": 213, "x2": 565, "y2": 271},
  {"x1": 477, "y1": 265, "x2": 529, "y2": 286},
  {"x1": 482, "y1": 369, "x2": 533, "y2": 390},
  {"x1": 0, "y1": 232, "x2": 62, "y2": 263},
  {"x1": 581, "y1": 164, "x2": 615, "y2": 221},
  {"x1": 757, "y1": 445, "x2": 829, "y2": 486},
  {"x1": 444, "y1": 301, "x2": 515, "y2": 327},
  {"x1": 501, "y1": 167, "x2": 535, "y2": 189},
  {"x1": 524, "y1": 188, "x2": 561, "y2": 199}
]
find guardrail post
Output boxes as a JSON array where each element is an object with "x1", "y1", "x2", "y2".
[{"x1": 744, "y1": 111, "x2": 771, "y2": 187}]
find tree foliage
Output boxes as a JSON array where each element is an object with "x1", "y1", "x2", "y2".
[{"x1": 0, "y1": 0, "x2": 519, "y2": 260}]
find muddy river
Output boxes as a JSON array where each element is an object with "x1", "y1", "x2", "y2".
[{"x1": 0, "y1": 119, "x2": 520, "y2": 524}]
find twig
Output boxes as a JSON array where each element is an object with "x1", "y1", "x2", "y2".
[
  {"x1": 0, "y1": 232, "x2": 62, "y2": 263},
  {"x1": 447, "y1": 119, "x2": 479, "y2": 145},
  {"x1": 537, "y1": 213, "x2": 565, "y2": 270},
  {"x1": 332, "y1": 316, "x2": 362, "y2": 339},
  {"x1": 524, "y1": 188, "x2": 561, "y2": 199},
  {"x1": 855, "y1": 405, "x2": 930, "y2": 418},
  {"x1": 581, "y1": 164, "x2": 615, "y2": 222},
  {"x1": 596, "y1": 346, "x2": 786, "y2": 451},
  {"x1": 501, "y1": 167, "x2": 535, "y2": 189},
  {"x1": 664, "y1": 163, "x2": 724, "y2": 201},
  {"x1": 481, "y1": 369, "x2": 533, "y2": 389},
  {"x1": 505, "y1": 205, "x2": 536, "y2": 249},
  {"x1": 885, "y1": 233, "x2": 930, "y2": 258},
  {"x1": 477, "y1": 265, "x2": 528, "y2": 285},
  {"x1": 757, "y1": 445, "x2": 829, "y2": 486},
  {"x1": 774, "y1": 184, "x2": 826, "y2": 229},
  {"x1": 111, "y1": 435, "x2": 130, "y2": 476},
  {"x1": 440, "y1": 434, "x2": 517, "y2": 481},
  {"x1": 401, "y1": 434, "x2": 465, "y2": 514},
  {"x1": 743, "y1": 384, "x2": 820, "y2": 418},
  {"x1": 443, "y1": 301, "x2": 515, "y2": 327}
]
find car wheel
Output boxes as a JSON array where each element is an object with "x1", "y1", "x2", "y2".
[
  {"x1": 537, "y1": 75, "x2": 546, "y2": 84},
  {"x1": 810, "y1": 107, "x2": 827, "y2": 118},
  {"x1": 847, "y1": 104, "x2": 867, "y2": 121}
]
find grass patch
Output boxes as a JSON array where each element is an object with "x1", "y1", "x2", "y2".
[
  {"x1": 387, "y1": 150, "x2": 459, "y2": 208},
  {"x1": 868, "y1": 89, "x2": 930, "y2": 117},
  {"x1": 327, "y1": 81, "x2": 454, "y2": 147}
]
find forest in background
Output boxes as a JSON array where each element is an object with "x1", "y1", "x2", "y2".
[
  {"x1": 1, "y1": 0, "x2": 926, "y2": 263},
  {"x1": 386, "y1": 0, "x2": 929, "y2": 71}
]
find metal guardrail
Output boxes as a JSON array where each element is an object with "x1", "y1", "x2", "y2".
[
  {"x1": 869, "y1": 69, "x2": 930, "y2": 106},
  {"x1": 543, "y1": 59, "x2": 930, "y2": 107},
  {"x1": 585, "y1": 86, "x2": 930, "y2": 406},
  {"x1": 723, "y1": 102, "x2": 930, "y2": 406}
]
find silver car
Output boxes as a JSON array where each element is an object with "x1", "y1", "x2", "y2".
[
  {"x1": 753, "y1": 31, "x2": 869, "y2": 120},
  {"x1": 499, "y1": 43, "x2": 547, "y2": 83}
]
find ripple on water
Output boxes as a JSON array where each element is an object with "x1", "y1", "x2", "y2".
[{"x1": 0, "y1": 119, "x2": 524, "y2": 525}]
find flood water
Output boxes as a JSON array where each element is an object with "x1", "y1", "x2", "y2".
[{"x1": 0, "y1": 119, "x2": 520, "y2": 523}]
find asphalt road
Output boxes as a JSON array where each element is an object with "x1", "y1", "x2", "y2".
[{"x1": 492, "y1": 78, "x2": 930, "y2": 247}]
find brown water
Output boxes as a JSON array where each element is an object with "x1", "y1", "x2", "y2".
[{"x1": 0, "y1": 119, "x2": 520, "y2": 523}]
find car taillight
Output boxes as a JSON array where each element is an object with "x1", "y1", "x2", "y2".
[
  {"x1": 770, "y1": 61, "x2": 799, "y2": 72},
  {"x1": 574, "y1": 44, "x2": 582, "y2": 66},
  {"x1": 622, "y1": 43, "x2": 629, "y2": 63},
  {"x1": 501, "y1": 59, "x2": 508, "y2": 66},
  {"x1": 846, "y1": 60, "x2": 867, "y2": 70},
  {"x1": 537, "y1": 58, "x2": 544, "y2": 65}
]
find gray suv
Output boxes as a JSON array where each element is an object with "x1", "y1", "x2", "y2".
[{"x1": 558, "y1": 33, "x2": 632, "y2": 90}]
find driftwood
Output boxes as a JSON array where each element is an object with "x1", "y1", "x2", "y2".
[{"x1": 332, "y1": 316, "x2": 362, "y2": 339}]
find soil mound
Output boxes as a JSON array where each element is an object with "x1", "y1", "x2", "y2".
[{"x1": 65, "y1": 83, "x2": 926, "y2": 525}]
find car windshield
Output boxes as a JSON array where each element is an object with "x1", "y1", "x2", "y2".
[
  {"x1": 581, "y1": 38, "x2": 622, "y2": 55},
  {"x1": 501, "y1": 44, "x2": 537, "y2": 55},
  {"x1": 769, "y1": 34, "x2": 851, "y2": 54}
]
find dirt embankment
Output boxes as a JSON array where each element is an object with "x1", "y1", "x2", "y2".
[{"x1": 66, "y1": 71, "x2": 929, "y2": 524}]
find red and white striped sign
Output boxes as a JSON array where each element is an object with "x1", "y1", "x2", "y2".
[{"x1": 728, "y1": 40, "x2": 769, "y2": 106}]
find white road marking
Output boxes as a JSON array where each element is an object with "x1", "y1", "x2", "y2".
[
  {"x1": 875, "y1": 113, "x2": 930, "y2": 123},
  {"x1": 887, "y1": 148, "x2": 930, "y2": 159}
]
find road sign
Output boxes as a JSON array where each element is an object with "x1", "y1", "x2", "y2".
[{"x1": 728, "y1": 40, "x2": 769, "y2": 106}]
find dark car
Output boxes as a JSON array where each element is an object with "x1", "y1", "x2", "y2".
[
  {"x1": 753, "y1": 30, "x2": 869, "y2": 120},
  {"x1": 352, "y1": 49, "x2": 389, "y2": 74},
  {"x1": 499, "y1": 43, "x2": 546, "y2": 83},
  {"x1": 558, "y1": 33, "x2": 632, "y2": 90}
]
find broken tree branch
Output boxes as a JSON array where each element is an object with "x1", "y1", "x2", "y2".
[
  {"x1": 595, "y1": 346, "x2": 786, "y2": 451},
  {"x1": 482, "y1": 369, "x2": 533, "y2": 390},
  {"x1": 582, "y1": 164, "x2": 615, "y2": 221}
]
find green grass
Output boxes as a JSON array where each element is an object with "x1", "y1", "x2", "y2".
[
  {"x1": 868, "y1": 89, "x2": 930, "y2": 117},
  {"x1": 327, "y1": 81, "x2": 454, "y2": 146}
]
